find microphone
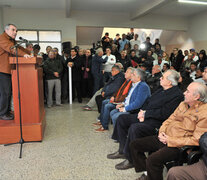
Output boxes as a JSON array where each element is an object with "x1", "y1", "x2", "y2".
[{"x1": 19, "y1": 37, "x2": 29, "y2": 43}]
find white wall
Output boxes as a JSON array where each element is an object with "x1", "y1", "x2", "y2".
[{"x1": 2, "y1": 7, "x2": 189, "y2": 47}]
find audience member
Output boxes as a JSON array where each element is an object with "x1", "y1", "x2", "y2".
[
  {"x1": 42, "y1": 46, "x2": 52, "y2": 61},
  {"x1": 43, "y1": 50, "x2": 63, "y2": 107},
  {"x1": 155, "y1": 43, "x2": 163, "y2": 57},
  {"x1": 170, "y1": 48, "x2": 184, "y2": 71},
  {"x1": 113, "y1": 33, "x2": 121, "y2": 51},
  {"x1": 109, "y1": 68, "x2": 150, "y2": 125},
  {"x1": 111, "y1": 44, "x2": 121, "y2": 59},
  {"x1": 116, "y1": 50, "x2": 131, "y2": 71},
  {"x1": 146, "y1": 65, "x2": 162, "y2": 94},
  {"x1": 94, "y1": 67, "x2": 133, "y2": 131},
  {"x1": 95, "y1": 65, "x2": 125, "y2": 114},
  {"x1": 197, "y1": 50, "x2": 207, "y2": 71},
  {"x1": 130, "y1": 82, "x2": 207, "y2": 180},
  {"x1": 108, "y1": 70, "x2": 183, "y2": 171},
  {"x1": 101, "y1": 32, "x2": 111, "y2": 52},
  {"x1": 126, "y1": 28, "x2": 134, "y2": 41},
  {"x1": 130, "y1": 34, "x2": 140, "y2": 49},
  {"x1": 60, "y1": 48, "x2": 70, "y2": 103},
  {"x1": 66, "y1": 48, "x2": 82, "y2": 103},
  {"x1": 81, "y1": 49, "x2": 93, "y2": 98},
  {"x1": 102, "y1": 47, "x2": 116, "y2": 83},
  {"x1": 162, "y1": 63, "x2": 170, "y2": 73},
  {"x1": 91, "y1": 48, "x2": 108, "y2": 95},
  {"x1": 129, "y1": 50, "x2": 140, "y2": 68},
  {"x1": 119, "y1": 34, "x2": 129, "y2": 52},
  {"x1": 190, "y1": 48, "x2": 199, "y2": 62},
  {"x1": 194, "y1": 68, "x2": 205, "y2": 84},
  {"x1": 189, "y1": 62, "x2": 197, "y2": 80}
]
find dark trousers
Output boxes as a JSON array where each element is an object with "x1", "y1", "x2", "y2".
[
  {"x1": 0, "y1": 72, "x2": 12, "y2": 116},
  {"x1": 95, "y1": 94, "x2": 106, "y2": 113},
  {"x1": 130, "y1": 135, "x2": 180, "y2": 180},
  {"x1": 72, "y1": 81, "x2": 82, "y2": 102},
  {"x1": 112, "y1": 114, "x2": 157, "y2": 161},
  {"x1": 61, "y1": 71, "x2": 69, "y2": 103},
  {"x1": 92, "y1": 73, "x2": 103, "y2": 95},
  {"x1": 82, "y1": 78, "x2": 93, "y2": 98}
]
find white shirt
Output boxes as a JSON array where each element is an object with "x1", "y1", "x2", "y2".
[
  {"x1": 124, "y1": 81, "x2": 140, "y2": 107},
  {"x1": 102, "y1": 54, "x2": 116, "y2": 72},
  {"x1": 130, "y1": 39, "x2": 141, "y2": 49},
  {"x1": 153, "y1": 60, "x2": 169, "y2": 70}
]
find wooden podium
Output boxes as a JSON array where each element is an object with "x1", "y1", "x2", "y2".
[{"x1": 0, "y1": 57, "x2": 46, "y2": 144}]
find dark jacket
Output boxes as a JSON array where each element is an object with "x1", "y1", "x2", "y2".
[
  {"x1": 146, "y1": 72, "x2": 162, "y2": 94},
  {"x1": 116, "y1": 56, "x2": 132, "y2": 72},
  {"x1": 142, "y1": 86, "x2": 184, "y2": 128},
  {"x1": 91, "y1": 54, "x2": 108, "y2": 75},
  {"x1": 102, "y1": 72, "x2": 125, "y2": 98},
  {"x1": 66, "y1": 56, "x2": 82, "y2": 82},
  {"x1": 81, "y1": 55, "x2": 92, "y2": 79},
  {"x1": 170, "y1": 53, "x2": 184, "y2": 71},
  {"x1": 199, "y1": 132, "x2": 207, "y2": 166},
  {"x1": 43, "y1": 58, "x2": 63, "y2": 80}
]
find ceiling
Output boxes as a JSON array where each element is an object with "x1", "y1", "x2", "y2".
[{"x1": 0, "y1": 0, "x2": 207, "y2": 19}]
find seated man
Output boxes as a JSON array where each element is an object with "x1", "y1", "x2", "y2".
[
  {"x1": 146, "y1": 65, "x2": 162, "y2": 94},
  {"x1": 109, "y1": 68, "x2": 151, "y2": 126},
  {"x1": 107, "y1": 70, "x2": 184, "y2": 170},
  {"x1": 167, "y1": 132, "x2": 207, "y2": 180},
  {"x1": 94, "y1": 67, "x2": 133, "y2": 132},
  {"x1": 95, "y1": 64, "x2": 125, "y2": 113},
  {"x1": 129, "y1": 82, "x2": 207, "y2": 180}
]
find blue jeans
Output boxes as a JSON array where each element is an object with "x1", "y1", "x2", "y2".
[
  {"x1": 110, "y1": 109, "x2": 129, "y2": 126},
  {"x1": 100, "y1": 99, "x2": 116, "y2": 129}
]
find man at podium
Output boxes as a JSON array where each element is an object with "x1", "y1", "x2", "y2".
[{"x1": 0, "y1": 24, "x2": 31, "y2": 120}]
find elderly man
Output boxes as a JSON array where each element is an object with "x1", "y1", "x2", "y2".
[
  {"x1": 94, "y1": 67, "x2": 133, "y2": 132},
  {"x1": 91, "y1": 48, "x2": 108, "y2": 95},
  {"x1": 109, "y1": 68, "x2": 151, "y2": 126},
  {"x1": 167, "y1": 132, "x2": 207, "y2": 180},
  {"x1": 0, "y1": 24, "x2": 31, "y2": 120},
  {"x1": 95, "y1": 64, "x2": 125, "y2": 115},
  {"x1": 107, "y1": 70, "x2": 184, "y2": 170},
  {"x1": 146, "y1": 65, "x2": 162, "y2": 94},
  {"x1": 202, "y1": 67, "x2": 207, "y2": 84},
  {"x1": 129, "y1": 82, "x2": 207, "y2": 180}
]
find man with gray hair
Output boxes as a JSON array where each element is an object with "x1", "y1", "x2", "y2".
[
  {"x1": 107, "y1": 70, "x2": 184, "y2": 171},
  {"x1": 0, "y1": 24, "x2": 31, "y2": 120},
  {"x1": 109, "y1": 68, "x2": 151, "y2": 126},
  {"x1": 130, "y1": 82, "x2": 207, "y2": 180}
]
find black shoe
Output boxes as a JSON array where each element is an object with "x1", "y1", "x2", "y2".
[
  {"x1": 115, "y1": 159, "x2": 134, "y2": 170},
  {"x1": 107, "y1": 151, "x2": 126, "y2": 159},
  {"x1": 0, "y1": 114, "x2": 14, "y2": 120},
  {"x1": 136, "y1": 173, "x2": 147, "y2": 180}
]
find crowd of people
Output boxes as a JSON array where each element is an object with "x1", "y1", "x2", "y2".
[{"x1": 1, "y1": 24, "x2": 207, "y2": 180}]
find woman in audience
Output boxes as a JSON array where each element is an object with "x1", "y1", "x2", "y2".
[
  {"x1": 197, "y1": 50, "x2": 207, "y2": 71},
  {"x1": 123, "y1": 43, "x2": 131, "y2": 56}
]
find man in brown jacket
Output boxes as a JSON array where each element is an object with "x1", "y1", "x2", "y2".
[
  {"x1": 129, "y1": 82, "x2": 207, "y2": 180},
  {"x1": 0, "y1": 24, "x2": 30, "y2": 120}
]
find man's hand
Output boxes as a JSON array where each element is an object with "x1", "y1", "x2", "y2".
[
  {"x1": 24, "y1": 54, "x2": 32, "y2": 58},
  {"x1": 54, "y1": 72, "x2": 59, "y2": 77},
  {"x1": 119, "y1": 107, "x2": 125, "y2": 112},
  {"x1": 101, "y1": 91, "x2": 105, "y2": 97},
  {"x1": 110, "y1": 96, "x2": 115, "y2": 103},
  {"x1": 158, "y1": 132, "x2": 168, "y2": 145},
  {"x1": 137, "y1": 110, "x2": 145, "y2": 122},
  {"x1": 68, "y1": 62, "x2": 73, "y2": 67},
  {"x1": 116, "y1": 104, "x2": 123, "y2": 109},
  {"x1": 86, "y1": 68, "x2": 90, "y2": 72}
]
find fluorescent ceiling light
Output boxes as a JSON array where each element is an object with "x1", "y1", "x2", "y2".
[{"x1": 178, "y1": 0, "x2": 207, "y2": 5}]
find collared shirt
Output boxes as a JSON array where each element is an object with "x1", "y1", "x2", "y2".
[{"x1": 124, "y1": 81, "x2": 140, "y2": 107}]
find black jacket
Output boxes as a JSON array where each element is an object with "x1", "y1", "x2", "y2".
[
  {"x1": 102, "y1": 72, "x2": 125, "y2": 98},
  {"x1": 199, "y1": 132, "x2": 207, "y2": 166},
  {"x1": 142, "y1": 86, "x2": 184, "y2": 128},
  {"x1": 116, "y1": 56, "x2": 132, "y2": 72},
  {"x1": 43, "y1": 58, "x2": 63, "y2": 80},
  {"x1": 66, "y1": 56, "x2": 82, "y2": 82},
  {"x1": 146, "y1": 72, "x2": 162, "y2": 94}
]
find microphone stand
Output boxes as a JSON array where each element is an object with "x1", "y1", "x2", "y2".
[{"x1": 4, "y1": 41, "x2": 41, "y2": 158}]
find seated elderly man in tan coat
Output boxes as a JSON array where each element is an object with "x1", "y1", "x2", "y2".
[{"x1": 128, "y1": 82, "x2": 207, "y2": 180}]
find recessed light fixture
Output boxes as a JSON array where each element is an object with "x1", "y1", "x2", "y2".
[{"x1": 178, "y1": 0, "x2": 207, "y2": 5}]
